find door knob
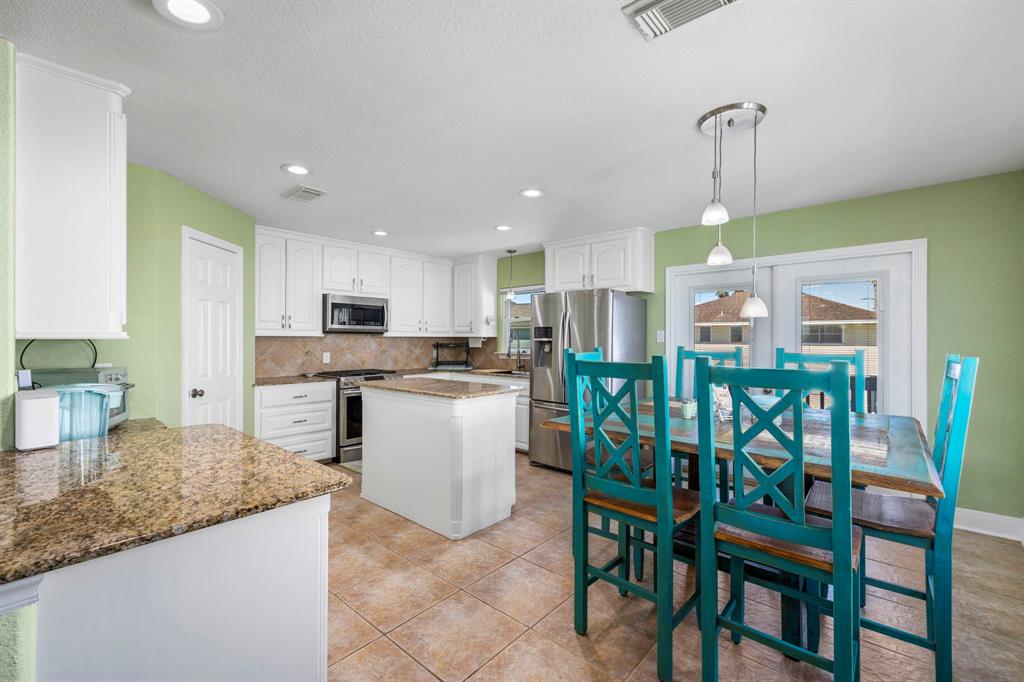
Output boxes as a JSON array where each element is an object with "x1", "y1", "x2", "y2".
[{"x1": 190, "y1": 388, "x2": 205, "y2": 398}]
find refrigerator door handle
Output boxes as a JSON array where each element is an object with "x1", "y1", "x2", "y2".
[{"x1": 559, "y1": 311, "x2": 568, "y2": 395}]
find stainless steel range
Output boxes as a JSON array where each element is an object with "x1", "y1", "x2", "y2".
[{"x1": 314, "y1": 369, "x2": 401, "y2": 463}]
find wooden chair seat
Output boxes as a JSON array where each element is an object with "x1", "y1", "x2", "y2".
[
  {"x1": 715, "y1": 501, "x2": 863, "y2": 573},
  {"x1": 805, "y1": 481, "x2": 936, "y2": 539},
  {"x1": 585, "y1": 482, "x2": 700, "y2": 525}
]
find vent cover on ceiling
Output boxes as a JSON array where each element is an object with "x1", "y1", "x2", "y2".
[
  {"x1": 622, "y1": 0, "x2": 735, "y2": 40},
  {"x1": 284, "y1": 185, "x2": 327, "y2": 203}
]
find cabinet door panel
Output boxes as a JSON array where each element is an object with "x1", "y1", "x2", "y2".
[
  {"x1": 286, "y1": 239, "x2": 321, "y2": 332},
  {"x1": 452, "y1": 262, "x2": 475, "y2": 332},
  {"x1": 551, "y1": 244, "x2": 590, "y2": 291},
  {"x1": 389, "y1": 256, "x2": 424, "y2": 332},
  {"x1": 423, "y1": 261, "x2": 453, "y2": 333},
  {"x1": 515, "y1": 396, "x2": 530, "y2": 451},
  {"x1": 357, "y1": 251, "x2": 389, "y2": 295},
  {"x1": 255, "y1": 234, "x2": 287, "y2": 332},
  {"x1": 590, "y1": 236, "x2": 632, "y2": 289},
  {"x1": 322, "y1": 245, "x2": 357, "y2": 293}
]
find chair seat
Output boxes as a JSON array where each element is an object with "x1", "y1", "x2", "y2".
[
  {"x1": 805, "y1": 481, "x2": 936, "y2": 539},
  {"x1": 715, "y1": 501, "x2": 863, "y2": 574},
  {"x1": 585, "y1": 482, "x2": 699, "y2": 525}
]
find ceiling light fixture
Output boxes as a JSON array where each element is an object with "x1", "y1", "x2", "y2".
[
  {"x1": 280, "y1": 164, "x2": 309, "y2": 175},
  {"x1": 505, "y1": 249, "x2": 517, "y2": 301},
  {"x1": 493, "y1": 224, "x2": 512, "y2": 231},
  {"x1": 152, "y1": 0, "x2": 223, "y2": 30},
  {"x1": 372, "y1": 230, "x2": 388, "y2": 237},
  {"x1": 700, "y1": 113, "x2": 729, "y2": 227},
  {"x1": 519, "y1": 188, "x2": 544, "y2": 198}
]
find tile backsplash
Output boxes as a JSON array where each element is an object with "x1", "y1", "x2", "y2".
[{"x1": 256, "y1": 335, "x2": 531, "y2": 377}]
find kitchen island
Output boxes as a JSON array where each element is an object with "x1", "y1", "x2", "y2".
[
  {"x1": 360, "y1": 377, "x2": 518, "y2": 539},
  {"x1": 0, "y1": 422, "x2": 349, "y2": 682}
]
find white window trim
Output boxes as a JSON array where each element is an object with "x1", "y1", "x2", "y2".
[{"x1": 499, "y1": 285, "x2": 544, "y2": 355}]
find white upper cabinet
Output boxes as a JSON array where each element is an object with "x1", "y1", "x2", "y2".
[
  {"x1": 255, "y1": 234, "x2": 287, "y2": 332},
  {"x1": 544, "y1": 227, "x2": 654, "y2": 293},
  {"x1": 256, "y1": 228, "x2": 322, "y2": 336},
  {"x1": 322, "y1": 246, "x2": 389, "y2": 296},
  {"x1": 452, "y1": 256, "x2": 497, "y2": 337},
  {"x1": 422, "y1": 261, "x2": 453, "y2": 333},
  {"x1": 322, "y1": 245, "x2": 358, "y2": 293},
  {"x1": 356, "y1": 251, "x2": 389, "y2": 296},
  {"x1": 389, "y1": 256, "x2": 424, "y2": 333},
  {"x1": 15, "y1": 55, "x2": 130, "y2": 339}
]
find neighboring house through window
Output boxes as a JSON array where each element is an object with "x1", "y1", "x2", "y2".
[
  {"x1": 698, "y1": 326, "x2": 711, "y2": 343},
  {"x1": 802, "y1": 324, "x2": 843, "y2": 344},
  {"x1": 501, "y1": 286, "x2": 544, "y2": 354}
]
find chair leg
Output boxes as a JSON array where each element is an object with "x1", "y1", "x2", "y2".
[
  {"x1": 655, "y1": 524, "x2": 674, "y2": 682},
  {"x1": 633, "y1": 526, "x2": 645, "y2": 581},
  {"x1": 618, "y1": 520, "x2": 630, "y2": 596},
  {"x1": 833, "y1": 569, "x2": 854, "y2": 682},
  {"x1": 859, "y1": 542, "x2": 867, "y2": 608},
  {"x1": 573, "y1": 502, "x2": 589, "y2": 635},
  {"x1": 925, "y1": 548, "x2": 935, "y2": 642},
  {"x1": 698, "y1": 536, "x2": 718, "y2": 681},
  {"x1": 934, "y1": 546, "x2": 953, "y2": 682},
  {"x1": 853, "y1": 569, "x2": 862, "y2": 682},
  {"x1": 805, "y1": 578, "x2": 821, "y2": 653},
  {"x1": 729, "y1": 556, "x2": 744, "y2": 644}
]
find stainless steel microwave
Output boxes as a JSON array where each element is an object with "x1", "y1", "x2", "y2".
[{"x1": 323, "y1": 294, "x2": 388, "y2": 333}]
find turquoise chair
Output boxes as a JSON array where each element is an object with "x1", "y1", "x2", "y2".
[
  {"x1": 567, "y1": 350, "x2": 700, "y2": 682},
  {"x1": 695, "y1": 357, "x2": 862, "y2": 682},
  {"x1": 675, "y1": 346, "x2": 743, "y2": 501},
  {"x1": 805, "y1": 354, "x2": 979, "y2": 682},
  {"x1": 775, "y1": 347, "x2": 867, "y2": 413}
]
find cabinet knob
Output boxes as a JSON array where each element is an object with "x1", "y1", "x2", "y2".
[
  {"x1": 360, "y1": 278, "x2": 364, "y2": 289},
  {"x1": 581, "y1": 275, "x2": 585, "y2": 287},
  {"x1": 281, "y1": 314, "x2": 285, "y2": 328},
  {"x1": 352, "y1": 276, "x2": 356, "y2": 289},
  {"x1": 189, "y1": 388, "x2": 205, "y2": 398},
  {"x1": 590, "y1": 273, "x2": 594, "y2": 287},
  {"x1": 288, "y1": 314, "x2": 292, "y2": 329}
]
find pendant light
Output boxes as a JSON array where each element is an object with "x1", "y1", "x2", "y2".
[
  {"x1": 504, "y1": 249, "x2": 517, "y2": 301},
  {"x1": 739, "y1": 107, "x2": 768, "y2": 319},
  {"x1": 701, "y1": 114, "x2": 730, "y2": 227}
]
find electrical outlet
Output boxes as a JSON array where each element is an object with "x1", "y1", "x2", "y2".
[
  {"x1": 322, "y1": 352, "x2": 331, "y2": 364},
  {"x1": 656, "y1": 330, "x2": 665, "y2": 343}
]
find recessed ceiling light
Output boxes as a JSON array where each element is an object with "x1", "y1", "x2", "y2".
[
  {"x1": 493, "y1": 224, "x2": 512, "y2": 231},
  {"x1": 152, "y1": 0, "x2": 223, "y2": 31},
  {"x1": 280, "y1": 164, "x2": 310, "y2": 175},
  {"x1": 372, "y1": 230, "x2": 388, "y2": 237},
  {"x1": 519, "y1": 188, "x2": 544, "y2": 198}
]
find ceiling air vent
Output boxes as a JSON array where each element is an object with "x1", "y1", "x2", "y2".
[
  {"x1": 622, "y1": 0, "x2": 735, "y2": 40},
  {"x1": 284, "y1": 185, "x2": 327, "y2": 203}
]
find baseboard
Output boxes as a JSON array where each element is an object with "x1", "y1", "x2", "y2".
[{"x1": 955, "y1": 507, "x2": 1024, "y2": 543}]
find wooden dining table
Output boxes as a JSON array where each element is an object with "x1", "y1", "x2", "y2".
[{"x1": 540, "y1": 400, "x2": 942, "y2": 649}]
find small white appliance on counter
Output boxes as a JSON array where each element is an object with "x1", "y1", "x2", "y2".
[{"x1": 15, "y1": 389, "x2": 60, "y2": 451}]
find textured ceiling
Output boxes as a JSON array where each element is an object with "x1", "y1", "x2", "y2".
[{"x1": 1, "y1": 0, "x2": 1021, "y2": 257}]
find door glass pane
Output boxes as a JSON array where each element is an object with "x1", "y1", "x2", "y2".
[
  {"x1": 800, "y1": 280, "x2": 879, "y2": 412},
  {"x1": 693, "y1": 288, "x2": 751, "y2": 367}
]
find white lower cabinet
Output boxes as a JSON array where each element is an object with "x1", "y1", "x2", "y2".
[
  {"x1": 255, "y1": 382, "x2": 335, "y2": 460},
  {"x1": 515, "y1": 395, "x2": 530, "y2": 451}
]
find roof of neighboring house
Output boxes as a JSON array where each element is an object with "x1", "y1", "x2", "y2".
[{"x1": 695, "y1": 291, "x2": 876, "y2": 324}]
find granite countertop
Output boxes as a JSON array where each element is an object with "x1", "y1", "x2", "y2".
[
  {"x1": 254, "y1": 375, "x2": 337, "y2": 387},
  {"x1": 360, "y1": 377, "x2": 521, "y2": 399},
  {"x1": 0, "y1": 424, "x2": 350, "y2": 585}
]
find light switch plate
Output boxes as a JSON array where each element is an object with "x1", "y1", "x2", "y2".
[
  {"x1": 656, "y1": 330, "x2": 665, "y2": 343},
  {"x1": 322, "y1": 352, "x2": 331, "y2": 364}
]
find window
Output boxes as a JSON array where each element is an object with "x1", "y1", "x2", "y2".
[
  {"x1": 500, "y1": 286, "x2": 544, "y2": 354},
  {"x1": 730, "y1": 325, "x2": 744, "y2": 343},
  {"x1": 801, "y1": 324, "x2": 843, "y2": 344},
  {"x1": 698, "y1": 326, "x2": 711, "y2": 343},
  {"x1": 692, "y1": 288, "x2": 750, "y2": 367}
]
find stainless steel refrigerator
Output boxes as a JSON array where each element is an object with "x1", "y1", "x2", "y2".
[{"x1": 528, "y1": 289, "x2": 647, "y2": 470}]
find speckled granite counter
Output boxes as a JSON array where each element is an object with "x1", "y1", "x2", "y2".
[
  {"x1": 254, "y1": 374, "x2": 336, "y2": 387},
  {"x1": 361, "y1": 376, "x2": 521, "y2": 399},
  {"x1": 0, "y1": 423, "x2": 349, "y2": 585}
]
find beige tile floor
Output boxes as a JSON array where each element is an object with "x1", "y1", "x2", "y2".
[{"x1": 326, "y1": 454, "x2": 1024, "y2": 681}]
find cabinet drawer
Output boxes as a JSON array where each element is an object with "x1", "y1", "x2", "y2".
[
  {"x1": 260, "y1": 403, "x2": 334, "y2": 439},
  {"x1": 258, "y1": 382, "x2": 335, "y2": 408},
  {"x1": 266, "y1": 430, "x2": 334, "y2": 461}
]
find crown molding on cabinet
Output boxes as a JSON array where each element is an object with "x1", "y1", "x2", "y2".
[{"x1": 17, "y1": 53, "x2": 132, "y2": 99}]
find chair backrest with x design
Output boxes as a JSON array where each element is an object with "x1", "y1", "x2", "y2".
[
  {"x1": 566, "y1": 350, "x2": 672, "y2": 515},
  {"x1": 775, "y1": 347, "x2": 866, "y2": 413},
  {"x1": 929, "y1": 354, "x2": 979, "y2": 544},
  {"x1": 675, "y1": 345, "x2": 743, "y2": 401},
  {"x1": 696, "y1": 357, "x2": 853, "y2": 576}
]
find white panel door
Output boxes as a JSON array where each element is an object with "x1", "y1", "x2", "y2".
[
  {"x1": 255, "y1": 234, "x2": 287, "y2": 332},
  {"x1": 452, "y1": 261, "x2": 475, "y2": 332},
  {"x1": 357, "y1": 251, "x2": 390, "y2": 295},
  {"x1": 590, "y1": 236, "x2": 632, "y2": 289},
  {"x1": 184, "y1": 233, "x2": 241, "y2": 428},
  {"x1": 423, "y1": 261, "x2": 453, "y2": 333},
  {"x1": 322, "y1": 245, "x2": 357, "y2": 293},
  {"x1": 285, "y1": 239, "x2": 321, "y2": 333},
  {"x1": 551, "y1": 244, "x2": 590, "y2": 291},
  {"x1": 390, "y1": 256, "x2": 424, "y2": 333}
]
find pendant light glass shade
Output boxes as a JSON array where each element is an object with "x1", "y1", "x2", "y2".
[
  {"x1": 707, "y1": 241, "x2": 733, "y2": 266},
  {"x1": 701, "y1": 201, "x2": 729, "y2": 226},
  {"x1": 739, "y1": 294, "x2": 768, "y2": 319}
]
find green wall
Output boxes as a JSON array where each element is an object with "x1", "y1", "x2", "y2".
[{"x1": 16, "y1": 164, "x2": 256, "y2": 433}]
